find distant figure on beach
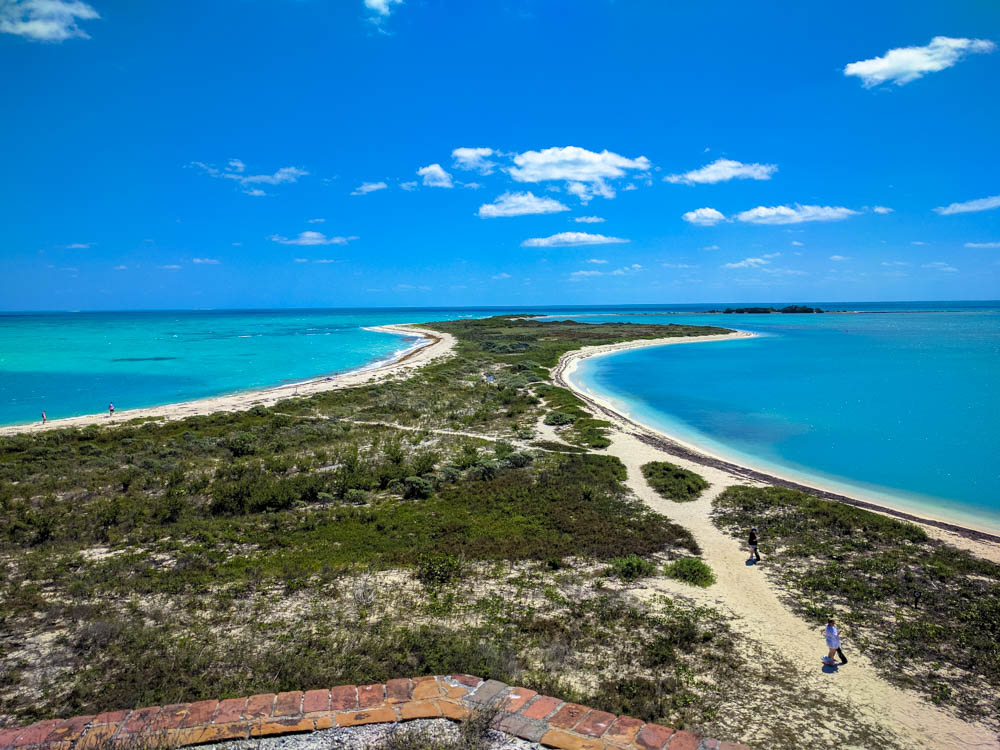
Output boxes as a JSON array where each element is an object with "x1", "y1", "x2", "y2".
[
  {"x1": 824, "y1": 618, "x2": 848, "y2": 665},
  {"x1": 748, "y1": 526, "x2": 761, "y2": 562},
  {"x1": 41, "y1": 411, "x2": 46, "y2": 424},
  {"x1": 109, "y1": 402, "x2": 114, "y2": 417}
]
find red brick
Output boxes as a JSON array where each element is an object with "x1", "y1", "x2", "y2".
[
  {"x1": 334, "y1": 708, "x2": 397, "y2": 727},
  {"x1": 44, "y1": 715, "x2": 95, "y2": 744},
  {"x1": 303, "y1": 689, "x2": 330, "y2": 714},
  {"x1": 212, "y1": 698, "x2": 247, "y2": 724},
  {"x1": 412, "y1": 675, "x2": 436, "y2": 683},
  {"x1": 501, "y1": 688, "x2": 537, "y2": 713},
  {"x1": 574, "y1": 710, "x2": 615, "y2": 738},
  {"x1": 273, "y1": 691, "x2": 303, "y2": 717},
  {"x1": 605, "y1": 715, "x2": 644, "y2": 745},
  {"x1": 172, "y1": 723, "x2": 248, "y2": 746},
  {"x1": 636, "y1": 723, "x2": 675, "y2": 750},
  {"x1": 0, "y1": 727, "x2": 25, "y2": 747},
  {"x1": 182, "y1": 699, "x2": 219, "y2": 727},
  {"x1": 149, "y1": 704, "x2": 189, "y2": 731},
  {"x1": 330, "y1": 685, "x2": 358, "y2": 711},
  {"x1": 244, "y1": 694, "x2": 276, "y2": 720},
  {"x1": 13, "y1": 720, "x2": 62, "y2": 747},
  {"x1": 538, "y1": 728, "x2": 604, "y2": 750},
  {"x1": 358, "y1": 684, "x2": 385, "y2": 708},
  {"x1": 385, "y1": 678, "x2": 411, "y2": 703},
  {"x1": 547, "y1": 703, "x2": 590, "y2": 731},
  {"x1": 250, "y1": 718, "x2": 314, "y2": 737},
  {"x1": 399, "y1": 701, "x2": 441, "y2": 720},
  {"x1": 666, "y1": 729, "x2": 701, "y2": 750},
  {"x1": 520, "y1": 695, "x2": 562, "y2": 720},
  {"x1": 121, "y1": 707, "x2": 161, "y2": 735},
  {"x1": 92, "y1": 710, "x2": 129, "y2": 725},
  {"x1": 449, "y1": 674, "x2": 483, "y2": 687},
  {"x1": 412, "y1": 679, "x2": 443, "y2": 701}
]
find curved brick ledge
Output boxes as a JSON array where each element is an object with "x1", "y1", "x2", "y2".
[{"x1": 0, "y1": 675, "x2": 748, "y2": 750}]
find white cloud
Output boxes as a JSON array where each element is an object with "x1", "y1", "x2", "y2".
[
  {"x1": 933, "y1": 195, "x2": 1000, "y2": 215},
  {"x1": 0, "y1": 0, "x2": 98, "y2": 41},
  {"x1": 701, "y1": 244, "x2": 720, "y2": 251},
  {"x1": 762, "y1": 252, "x2": 781, "y2": 258},
  {"x1": 113, "y1": 264, "x2": 127, "y2": 270},
  {"x1": 574, "y1": 216, "x2": 605, "y2": 223},
  {"x1": 662, "y1": 263, "x2": 695, "y2": 269},
  {"x1": 192, "y1": 258, "x2": 220, "y2": 264},
  {"x1": 452, "y1": 147, "x2": 496, "y2": 175},
  {"x1": 922, "y1": 261, "x2": 958, "y2": 272},
  {"x1": 364, "y1": 0, "x2": 402, "y2": 17},
  {"x1": 570, "y1": 263, "x2": 642, "y2": 281},
  {"x1": 665, "y1": 158, "x2": 777, "y2": 185},
  {"x1": 911, "y1": 241, "x2": 927, "y2": 245},
  {"x1": 64, "y1": 242, "x2": 91, "y2": 249},
  {"x1": 965, "y1": 241, "x2": 1000, "y2": 248},
  {"x1": 872, "y1": 206, "x2": 894, "y2": 214},
  {"x1": 682, "y1": 207, "x2": 726, "y2": 226},
  {"x1": 735, "y1": 204, "x2": 859, "y2": 225},
  {"x1": 351, "y1": 181, "x2": 388, "y2": 196},
  {"x1": 881, "y1": 261, "x2": 909, "y2": 266},
  {"x1": 829, "y1": 255, "x2": 849, "y2": 261},
  {"x1": 395, "y1": 283, "x2": 431, "y2": 292},
  {"x1": 192, "y1": 160, "x2": 308, "y2": 195},
  {"x1": 586, "y1": 258, "x2": 608, "y2": 264},
  {"x1": 844, "y1": 36, "x2": 996, "y2": 88},
  {"x1": 159, "y1": 264, "x2": 182, "y2": 270},
  {"x1": 293, "y1": 258, "x2": 309, "y2": 263},
  {"x1": 400, "y1": 181, "x2": 417, "y2": 191},
  {"x1": 417, "y1": 163, "x2": 453, "y2": 188},
  {"x1": 521, "y1": 231, "x2": 629, "y2": 248},
  {"x1": 508, "y1": 146, "x2": 650, "y2": 201},
  {"x1": 491, "y1": 272, "x2": 511, "y2": 280},
  {"x1": 270, "y1": 231, "x2": 358, "y2": 246},
  {"x1": 791, "y1": 240, "x2": 804, "y2": 246},
  {"x1": 478, "y1": 191, "x2": 569, "y2": 218},
  {"x1": 723, "y1": 257, "x2": 769, "y2": 269},
  {"x1": 307, "y1": 218, "x2": 325, "y2": 223},
  {"x1": 314, "y1": 259, "x2": 337, "y2": 264}
]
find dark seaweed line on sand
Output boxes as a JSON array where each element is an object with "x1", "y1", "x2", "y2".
[{"x1": 552, "y1": 350, "x2": 1000, "y2": 545}]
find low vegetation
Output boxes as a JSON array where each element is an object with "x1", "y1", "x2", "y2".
[
  {"x1": 664, "y1": 558, "x2": 716, "y2": 588},
  {"x1": 641, "y1": 461, "x2": 709, "y2": 502},
  {"x1": 712, "y1": 485, "x2": 1000, "y2": 725}
]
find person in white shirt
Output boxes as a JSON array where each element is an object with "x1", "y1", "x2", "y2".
[{"x1": 824, "y1": 618, "x2": 848, "y2": 665}]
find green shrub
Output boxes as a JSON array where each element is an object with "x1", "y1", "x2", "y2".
[
  {"x1": 664, "y1": 557, "x2": 715, "y2": 587},
  {"x1": 641, "y1": 461, "x2": 708, "y2": 502},
  {"x1": 402, "y1": 476, "x2": 434, "y2": 500},
  {"x1": 609, "y1": 554, "x2": 657, "y2": 582},
  {"x1": 544, "y1": 411, "x2": 576, "y2": 426},
  {"x1": 417, "y1": 552, "x2": 464, "y2": 586}
]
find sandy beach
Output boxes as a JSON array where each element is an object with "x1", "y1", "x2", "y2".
[
  {"x1": 549, "y1": 332, "x2": 1000, "y2": 748},
  {"x1": 0, "y1": 324, "x2": 456, "y2": 438},
  {"x1": 553, "y1": 331, "x2": 1000, "y2": 547}
]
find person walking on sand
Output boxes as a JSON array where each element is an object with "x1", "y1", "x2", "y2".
[
  {"x1": 824, "y1": 618, "x2": 848, "y2": 665},
  {"x1": 748, "y1": 526, "x2": 761, "y2": 562},
  {"x1": 41, "y1": 411, "x2": 46, "y2": 424},
  {"x1": 108, "y1": 402, "x2": 114, "y2": 418}
]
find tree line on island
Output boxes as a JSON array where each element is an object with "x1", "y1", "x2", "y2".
[{"x1": 706, "y1": 305, "x2": 824, "y2": 314}]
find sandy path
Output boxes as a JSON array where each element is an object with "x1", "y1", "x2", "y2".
[
  {"x1": 0, "y1": 325, "x2": 455, "y2": 437},
  {"x1": 552, "y1": 335, "x2": 1000, "y2": 748}
]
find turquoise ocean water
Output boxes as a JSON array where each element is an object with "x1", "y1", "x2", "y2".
[
  {"x1": 558, "y1": 303, "x2": 1000, "y2": 532},
  {"x1": 2, "y1": 303, "x2": 998, "y2": 530}
]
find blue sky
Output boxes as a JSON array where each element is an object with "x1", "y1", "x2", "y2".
[{"x1": 1, "y1": 0, "x2": 998, "y2": 310}]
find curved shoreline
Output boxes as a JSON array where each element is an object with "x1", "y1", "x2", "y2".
[
  {"x1": 553, "y1": 331, "x2": 1000, "y2": 545},
  {"x1": 0, "y1": 324, "x2": 456, "y2": 437}
]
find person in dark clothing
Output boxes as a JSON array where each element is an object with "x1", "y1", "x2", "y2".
[{"x1": 748, "y1": 527, "x2": 761, "y2": 562}]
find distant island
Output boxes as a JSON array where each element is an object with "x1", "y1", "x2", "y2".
[{"x1": 707, "y1": 305, "x2": 824, "y2": 314}]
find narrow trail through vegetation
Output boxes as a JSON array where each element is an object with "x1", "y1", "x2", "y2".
[{"x1": 572, "y1": 396, "x2": 1000, "y2": 750}]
